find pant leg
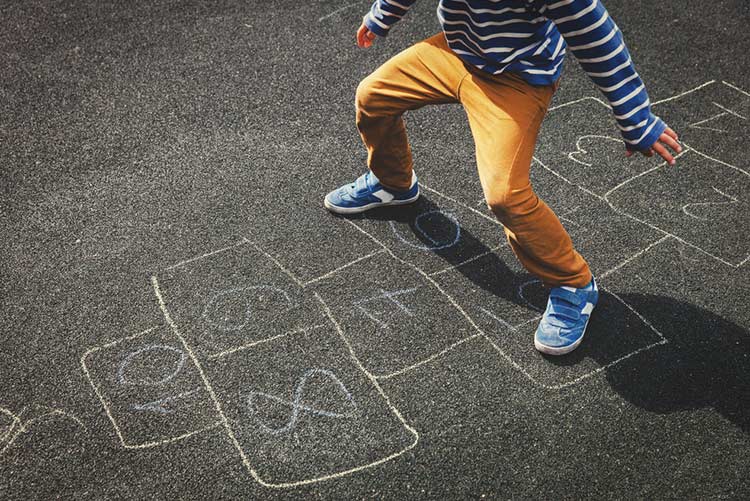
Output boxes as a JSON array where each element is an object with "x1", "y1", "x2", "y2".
[
  {"x1": 356, "y1": 33, "x2": 468, "y2": 191},
  {"x1": 460, "y1": 69, "x2": 592, "y2": 288}
]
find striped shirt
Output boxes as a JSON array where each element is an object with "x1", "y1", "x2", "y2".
[{"x1": 364, "y1": 0, "x2": 666, "y2": 151}]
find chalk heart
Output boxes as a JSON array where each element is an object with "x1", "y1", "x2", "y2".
[{"x1": 566, "y1": 135, "x2": 623, "y2": 168}]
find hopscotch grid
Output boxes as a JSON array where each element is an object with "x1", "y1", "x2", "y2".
[
  {"x1": 80, "y1": 328, "x2": 223, "y2": 449},
  {"x1": 206, "y1": 324, "x2": 328, "y2": 360},
  {"x1": 603, "y1": 146, "x2": 749, "y2": 268},
  {"x1": 345, "y1": 219, "x2": 671, "y2": 389},
  {"x1": 153, "y1": 274, "x2": 419, "y2": 489},
  {"x1": 429, "y1": 243, "x2": 506, "y2": 277},
  {"x1": 303, "y1": 249, "x2": 387, "y2": 287}
]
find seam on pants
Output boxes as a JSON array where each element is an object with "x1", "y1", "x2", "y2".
[{"x1": 455, "y1": 70, "x2": 472, "y2": 101}]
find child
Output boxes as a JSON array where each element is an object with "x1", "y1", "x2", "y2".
[{"x1": 324, "y1": 0, "x2": 681, "y2": 355}]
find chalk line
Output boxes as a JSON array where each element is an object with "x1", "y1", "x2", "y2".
[
  {"x1": 206, "y1": 324, "x2": 328, "y2": 360},
  {"x1": 1, "y1": 407, "x2": 89, "y2": 456},
  {"x1": 318, "y1": 2, "x2": 361, "y2": 22},
  {"x1": 532, "y1": 157, "x2": 606, "y2": 202},
  {"x1": 246, "y1": 238, "x2": 305, "y2": 288},
  {"x1": 721, "y1": 81, "x2": 750, "y2": 98},
  {"x1": 652, "y1": 80, "x2": 716, "y2": 106},
  {"x1": 566, "y1": 135, "x2": 622, "y2": 167},
  {"x1": 165, "y1": 240, "x2": 248, "y2": 271},
  {"x1": 375, "y1": 334, "x2": 483, "y2": 381},
  {"x1": 419, "y1": 183, "x2": 502, "y2": 226},
  {"x1": 429, "y1": 243, "x2": 506, "y2": 276},
  {"x1": 711, "y1": 102, "x2": 747, "y2": 120},
  {"x1": 80, "y1": 326, "x2": 223, "y2": 449},
  {"x1": 598, "y1": 235, "x2": 672, "y2": 280},
  {"x1": 682, "y1": 187, "x2": 740, "y2": 221},
  {"x1": 303, "y1": 249, "x2": 386, "y2": 286}
]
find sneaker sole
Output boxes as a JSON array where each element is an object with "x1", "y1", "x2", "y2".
[
  {"x1": 323, "y1": 192, "x2": 420, "y2": 215},
  {"x1": 534, "y1": 315, "x2": 591, "y2": 356}
]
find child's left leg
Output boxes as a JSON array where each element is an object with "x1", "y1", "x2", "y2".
[{"x1": 459, "y1": 69, "x2": 598, "y2": 355}]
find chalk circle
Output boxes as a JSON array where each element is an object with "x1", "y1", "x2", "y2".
[
  {"x1": 202, "y1": 286, "x2": 293, "y2": 332},
  {"x1": 117, "y1": 345, "x2": 187, "y2": 386},
  {"x1": 246, "y1": 368, "x2": 357, "y2": 436},
  {"x1": 389, "y1": 210, "x2": 461, "y2": 251}
]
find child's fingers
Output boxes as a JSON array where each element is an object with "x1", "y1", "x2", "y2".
[
  {"x1": 652, "y1": 142, "x2": 676, "y2": 165},
  {"x1": 660, "y1": 133, "x2": 682, "y2": 154},
  {"x1": 664, "y1": 127, "x2": 679, "y2": 141}
]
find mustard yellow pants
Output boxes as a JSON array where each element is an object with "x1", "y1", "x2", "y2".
[{"x1": 356, "y1": 33, "x2": 591, "y2": 287}]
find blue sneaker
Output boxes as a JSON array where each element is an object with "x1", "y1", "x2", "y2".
[
  {"x1": 324, "y1": 171, "x2": 419, "y2": 214},
  {"x1": 534, "y1": 278, "x2": 598, "y2": 355}
]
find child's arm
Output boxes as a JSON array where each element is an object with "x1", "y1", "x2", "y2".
[
  {"x1": 362, "y1": 0, "x2": 419, "y2": 38},
  {"x1": 539, "y1": 0, "x2": 681, "y2": 164}
]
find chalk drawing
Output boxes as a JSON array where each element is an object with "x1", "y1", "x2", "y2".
[
  {"x1": 517, "y1": 279, "x2": 545, "y2": 313},
  {"x1": 246, "y1": 369, "x2": 357, "y2": 436},
  {"x1": 207, "y1": 324, "x2": 328, "y2": 360},
  {"x1": 477, "y1": 307, "x2": 517, "y2": 332},
  {"x1": 117, "y1": 344, "x2": 187, "y2": 386},
  {"x1": 1, "y1": 406, "x2": 87, "y2": 457},
  {"x1": 81, "y1": 327, "x2": 222, "y2": 449},
  {"x1": 722, "y1": 80, "x2": 750, "y2": 98},
  {"x1": 651, "y1": 80, "x2": 716, "y2": 106},
  {"x1": 567, "y1": 135, "x2": 622, "y2": 167},
  {"x1": 318, "y1": 1, "x2": 362, "y2": 22},
  {"x1": 682, "y1": 187, "x2": 741, "y2": 221},
  {"x1": 689, "y1": 102, "x2": 746, "y2": 133},
  {"x1": 202, "y1": 285, "x2": 294, "y2": 332},
  {"x1": 353, "y1": 288, "x2": 418, "y2": 329},
  {"x1": 131, "y1": 388, "x2": 202, "y2": 414},
  {"x1": 152, "y1": 274, "x2": 419, "y2": 488},
  {"x1": 389, "y1": 210, "x2": 461, "y2": 251},
  {"x1": 419, "y1": 183, "x2": 502, "y2": 226},
  {"x1": 429, "y1": 243, "x2": 506, "y2": 276}
]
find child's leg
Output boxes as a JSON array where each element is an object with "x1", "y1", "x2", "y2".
[
  {"x1": 356, "y1": 33, "x2": 468, "y2": 191},
  {"x1": 460, "y1": 70, "x2": 592, "y2": 288}
]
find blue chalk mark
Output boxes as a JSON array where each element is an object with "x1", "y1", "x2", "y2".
[
  {"x1": 246, "y1": 369, "x2": 357, "y2": 436},
  {"x1": 117, "y1": 345, "x2": 186, "y2": 386}
]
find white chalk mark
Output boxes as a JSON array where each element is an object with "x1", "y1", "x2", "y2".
[
  {"x1": 318, "y1": 2, "x2": 361, "y2": 22},
  {"x1": 683, "y1": 142, "x2": 750, "y2": 178},
  {"x1": 711, "y1": 102, "x2": 747, "y2": 120},
  {"x1": 155, "y1": 273, "x2": 419, "y2": 488},
  {"x1": 652, "y1": 80, "x2": 716, "y2": 106},
  {"x1": 344, "y1": 219, "x2": 670, "y2": 390},
  {"x1": 389, "y1": 210, "x2": 461, "y2": 251},
  {"x1": 117, "y1": 344, "x2": 186, "y2": 386},
  {"x1": 548, "y1": 96, "x2": 609, "y2": 112},
  {"x1": 604, "y1": 146, "x2": 749, "y2": 268},
  {"x1": 478, "y1": 307, "x2": 517, "y2": 332},
  {"x1": 429, "y1": 243, "x2": 506, "y2": 276},
  {"x1": 419, "y1": 183, "x2": 503, "y2": 226},
  {"x1": 303, "y1": 249, "x2": 386, "y2": 286},
  {"x1": 375, "y1": 334, "x2": 483, "y2": 381},
  {"x1": 202, "y1": 285, "x2": 294, "y2": 332},
  {"x1": 81, "y1": 326, "x2": 223, "y2": 449},
  {"x1": 598, "y1": 235, "x2": 672, "y2": 279},
  {"x1": 517, "y1": 279, "x2": 545, "y2": 313},
  {"x1": 682, "y1": 187, "x2": 741, "y2": 221},
  {"x1": 247, "y1": 239, "x2": 305, "y2": 288},
  {"x1": 558, "y1": 206, "x2": 582, "y2": 228},
  {"x1": 206, "y1": 324, "x2": 328, "y2": 360},
  {"x1": 1, "y1": 407, "x2": 88, "y2": 456},
  {"x1": 566, "y1": 135, "x2": 622, "y2": 167},
  {"x1": 722, "y1": 81, "x2": 750, "y2": 98},
  {"x1": 165, "y1": 240, "x2": 248, "y2": 271},
  {"x1": 247, "y1": 369, "x2": 357, "y2": 435},
  {"x1": 354, "y1": 288, "x2": 418, "y2": 329},
  {"x1": 131, "y1": 388, "x2": 202, "y2": 414},
  {"x1": 532, "y1": 157, "x2": 606, "y2": 202}
]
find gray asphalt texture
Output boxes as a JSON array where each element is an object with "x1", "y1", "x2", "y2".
[{"x1": 1, "y1": 0, "x2": 749, "y2": 499}]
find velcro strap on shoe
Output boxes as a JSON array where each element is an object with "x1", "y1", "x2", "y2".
[
  {"x1": 550, "y1": 288, "x2": 584, "y2": 306},
  {"x1": 548, "y1": 303, "x2": 581, "y2": 321}
]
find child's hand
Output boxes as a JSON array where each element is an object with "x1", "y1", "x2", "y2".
[
  {"x1": 625, "y1": 127, "x2": 682, "y2": 166},
  {"x1": 357, "y1": 22, "x2": 377, "y2": 48}
]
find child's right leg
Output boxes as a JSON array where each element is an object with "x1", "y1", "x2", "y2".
[{"x1": 324, "y1": 33, "x2": 470, "y2": 213}]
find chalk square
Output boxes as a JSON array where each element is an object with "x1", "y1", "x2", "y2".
[
  {"x1": 309, "y1": 251, "x2": 476, "y2": 377},
  {"x1": 204, "y1": 325, "x2": 417, "y2": 487},
  {"x1": 653, "y1": 81, "x2": 750, "y2": 169},
  {"x1": 480, "y1": 285, "x2": 665, "y2": 389},
  {"x1": 81, "y1": 326, "x2": 219, "y2": 448},
  {"x1": 605, "y1": 150, "x2": 750, "y2": 266},
  {"x1": 535, "y1": 97, "x2": 655, "y2": 197},
  {"x1": 349, "y1": 193, "x2": 506, "y2": 276},
  {"x1": 155, "y1": 240, "x2": 326, "y2": 357}
]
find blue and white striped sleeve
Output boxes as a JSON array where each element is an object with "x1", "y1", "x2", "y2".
[
  {"x1": 364, "y1": 0, "x2": 418, "y2": 37},
  {"x1": 541, "y1": 0, "x2": 667, "y2": 151}
]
